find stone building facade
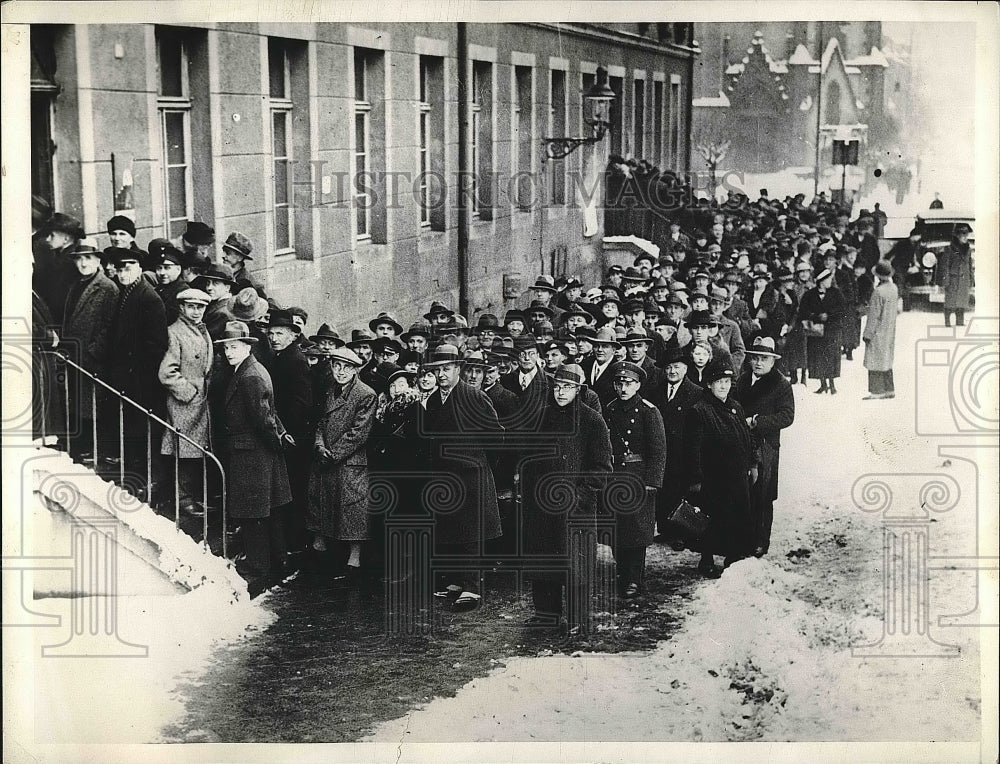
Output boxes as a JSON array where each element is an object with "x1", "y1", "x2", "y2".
[{"x1": 29, "y1": 22, "x2": 697, "y2": 328}]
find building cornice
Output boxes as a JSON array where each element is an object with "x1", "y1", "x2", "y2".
[{"x1": 524, "y1": 23, "x2": 700, "y2": 60}]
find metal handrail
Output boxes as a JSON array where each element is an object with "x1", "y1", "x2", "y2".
[{"x1": 41, "y1": 349, "x2": 228, "y2": 559}]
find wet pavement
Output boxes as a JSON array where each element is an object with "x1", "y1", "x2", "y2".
[{"x1": 161, "y1": 545, "x2": 704, "y2": 743}]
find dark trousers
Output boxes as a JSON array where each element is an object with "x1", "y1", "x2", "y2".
[
  {"x1": 751, "y1": 498, "x2": 774, "y2": 554},
  {"x1": 241, "y1": 508, "x2": 288, "y2": 579},
  {"x1": 614, "y1": 544, "x2": 647, "y2": 593},
  {"x1": 283, "y1": 445, "x2": 311, "y2": 554},
  {"x1": 868, "y1": 369, "x2": 895, "y2": 395},
  {"x1": 530, "y1": 576, "x2": 589, "y2": 625},
  {"x1": 944, "y1": 309, "x2": 966, "y2": 327}
]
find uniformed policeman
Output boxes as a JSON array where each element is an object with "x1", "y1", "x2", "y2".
[{"x1": 604, "y1": 361, "x2": 666, "y2": 599}]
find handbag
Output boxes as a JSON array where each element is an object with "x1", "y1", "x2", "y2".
[
  {"x1": 665, "y1": 498, "x2": 710, "y2": 540},
  {"x1": 802, "y1": 319, "x2": 825, "y2": 338}
]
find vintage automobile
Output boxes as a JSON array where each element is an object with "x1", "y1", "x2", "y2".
[{"x1": 878, "y1": 210, "x2": 975, "y2": 310}]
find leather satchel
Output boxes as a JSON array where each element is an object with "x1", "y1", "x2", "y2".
[
  {"x1": 801, "y1": 319, "x2": 825, "y2": 337},
  {"x1": 666, "y1": 498, "x2": 710, "y2": 539}
]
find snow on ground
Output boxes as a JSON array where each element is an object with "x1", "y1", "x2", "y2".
[
  {"x1": 367, "y1": 310, "x2": 990, "y2": 746},
  {"x1": 16, "y1": 451, "x2": 276, "y2": 744}
]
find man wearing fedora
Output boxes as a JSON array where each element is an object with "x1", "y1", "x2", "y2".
[
  {"x1": 178, "y1": 221, "x2": 216, "y2": 268},
  {"x1": 519, "y1": 363, "x2": 612, "y2": 630},
  {"x1": 708, "y1": 286, "x2": 746, "y2": 372},
  {"x1": 401, "y1": 322, "x2": 431, "y2": 361},
  {"x1": 683, "y1": 310, "x2": 734, "y2": 371},
  {"x1": 578, "y1": 327, "x2": 621, "y2": 408},
  {"x1": 60, "y1": 242, "x2": 118, "y2": 461},
  {"x1": 196, "y1": 263, "x2": 238, "y2": 340},
  {"x1": 266, "y1": 308, "x2": 313, "y2": 561},
  {"x1": 862, "y1": 261, "x2": 900, "y2": 400},
  {"x1": 651, "y1": 340, "x2": 703, "y2": 546},
  {"x1": 369, "y1": 312, "x2": 403, "y2": 340},
  {"x1": 734, "y1": 336, "x2": 795, "y2": 557},
  {"x1": 419, "y1": 344, "x2": 504, "y2": 611},
  {"x1": 526, "y1": 275, "x2": 564, "y2": 326},
  {"x1": 347, "y1": 330, "x2": 379, "y2": 390},
  {"x1": 220, "y1": 231, "x2": 266, "y2": 297},
  {"x1": 604, "y1": 361, "x2": 666, "y2": 599},
  {"x1": 158, "y1": 288, "x2": 216, "y2": 516},
  {"x1": 622, "y1": 328, "x2": 665, "y2": 402},
  {"x1": 216, "y1": 321, "x2": 292, "y2": 595}
]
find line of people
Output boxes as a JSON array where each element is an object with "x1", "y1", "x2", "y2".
[{"x1": 31, "y1": 187, "x2": 899, "y2": 621}]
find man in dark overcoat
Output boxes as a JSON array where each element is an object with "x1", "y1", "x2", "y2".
[
  {"x1": 604, "y1": 362, "x2": 666, "y2": 599},
  {"x1": 105, "y1": 247, "x2": 169, "y2": 498},
  {"x1": 35, "y1": 212, "x2": 85, "y2": 324},
  {"x1": 216, "y1": 321, "x2": 292, "y2": 595},
  {"x1": 419, "y1": 344, "x2": 504, "y2": 611},
  {"x1": 265, "y1": 308, "x2": 313, "y2": 561},
  {"x1": 577, "y1": 327, "x2": 621, "y2": 408},
  {"x1": 60, "y1": 243, "x2": 118, "y2": 460},
  {"x1": 734, "y1": 336, "x2": 795, "y2": 557},
  {"x1": 650, "y1": 342, "x2": 703, "y2": 545},
  {"x1": 936, "y1": 223, "x2": 974, "y2": 327},
  {"x1": 520, "y1": 364, "x2": 613, "y2": 630}
]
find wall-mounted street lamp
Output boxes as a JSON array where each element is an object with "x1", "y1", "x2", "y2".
[{"x1": 542, "y1": 65, "x2": 616, "y2": 160}]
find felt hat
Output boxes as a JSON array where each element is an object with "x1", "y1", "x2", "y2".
[
  {"x1": 106, "y1": 215, "x2": 136, "y2": 238},
  {"x1": 230, "y1": 287, "x2": 269, "y2": 322},
  {"x1": 221, "y1": 231, "x2": 254, "y2": 260},
  {"x1": 267, "y1": 308, "x2": 301, "y2": 333},
  {"x1": 684, "y1": 310, "x2": 719, "y2": 328},
  {"x1": 347, "y1": 329, "x2": 375, "y2": 348},
  {"x1": 43, "y1": 212, "x2": 85, "y2": 240},
  {"x1": 423, "y1": 301, "x2": 455, "y2": 321},
  {"x1": 552, "y1": 363, "x2": 586, "y2": 386},
  {"x1": 530, "y1": 275, "x2": 557, "y2": 292},
  {"x1": 746, "y1": 335, "x2": 782, "y2": 358},
  {"x1": 213, "y1": 320, "x2": 257, "y2": 344},
  {"x1": 591, "y1": 326, "x2": 622, "y2": 348},
  {"x1": 422, "y1": 343, "x2": 463, "y2": 368},
  {"x1": 309, "y1": 323, "x2": 346, "y2": 346},
  {"x1": 401, "y1": 322, "x2": 433, "y2": 341},
  {"x1": 368, "y1": 311, "x2": 404, "y2": 335},
  {"x1": 182, "y1": 221, "x2": 216, "y2": 247},
  {"x1": 703, "y1": 357, "x2": 735, "y2": 384}
]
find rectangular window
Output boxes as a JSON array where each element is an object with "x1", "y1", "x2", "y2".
[
  {"x1": 670, "y1": 77, "x2": 682, "y2": 169},
  {"x1": 471, "y1": 60, "x2": 494, "y2": 220},
  {"x1": 418, "y1": 55, "x2": 445, "y2": 231},
  {"x1": 157, "y1": 29, "x2": 193, "y2": 240},
  {"x1": 268, "y1": 38, "x2": 294, "y2": 253},
  {"x1": 354, "y1": 48, "x2": 372, "y2": 240},
  {"x1": 633, "y1": 78, "x2": 645, "y2": 159},
  {"x1": 653, "y1": 80, "x2": 664, "y2": 166},
  {"x1": 549, "y1": 68, "x2": 566, "y2": 205},
  {"x1": 30, "y1": 26, "x2": 59, "y2": 211},
  {"x1": 513, "y1": 65, "x2": 533, "y2": 211},
  {"x1": 609, "y1": 75, "x2": 624, "y2": 156}
]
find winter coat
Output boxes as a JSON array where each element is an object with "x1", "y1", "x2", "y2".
[
  {"x1": 863, "y1": 280, "x2": 899, "y2": 372},
  {"x1": 158, "y1": 315, "x2": 215, "y2": 457},
  {"x1": 937, "y1": 238, "x2": 974, "y2": 310},
  {"x1": 307, "y1": 376, "x2": 377, "y2": 540},
  {"x1": 520, "y1": 397, "x2": 613, "y2": 558},
  {"x1": 219, "y1": 354, "x2": 291, "y2": 519},
  {"x1": 800, "y1": 285, "x2": 845, "y2": 379},
  {"x1": 578, "y1": 356, "x2": 619, "y2": 407},
  {"x1": 419, "y1": 381, "x2": 503, "y2": 545},
  {"x1": 267, "y1": 343, "x2": 312, "y2": 444},
  {"x1": 368, "y1": 389, "x2": 427, "y2": 519},
  {"x1": 745, "y1": 286, "x2": 781, "y2": 340},
  {"x1": 638, "y1": 356, "x2": 666, "y2": 402},
  {"x1": 107, "y1": 278, "x2": 169, "y2": 414},
  {"x1": 60, "y1": 270, "x2": 118, "y2": 420},
  {"x1": 652, "y1": 376, "x2": 703, "y2": 511},
  {"x1": 604, "y1": 395, "x2": 666, "y2": 547},
  {"x1": 715, "y1": 315, "x2": 746, "y2": 372},
  {"x1": 734, "y1": 368, "x2": 795, "y2": 502},
  {"x1": 156, "y1": 278, "x2": 186, "y2": 327},
  {"x1": 685, "y1": 390, "x2": 757, "y2": 558}
]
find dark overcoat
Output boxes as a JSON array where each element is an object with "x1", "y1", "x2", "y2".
[
  {"x1": 61, "y1": 270, "x2": 118, "y2": 419},
  {"x1": 307, "y1": 376, "x2": 377, "y2": 540},
  {"x1": 799, "y1": 285, "x2": 845, "y2": 379},
  {"x1": 107, "y1": 279, "x2": 169, "y2": 414},
  {"x1": 420, "y1": 381, "x2": 503, "y2": 545},
  {"x1": 578, "y1": 356, "x2": 618, "y2": 407},
  {"x1": 937, "y1": 238, "x2": 974, "y2": 311},
  {"x1": 603, "y1": 395, "x2": 666, "y2": 547},
  {"x1": 368, "y1": 390, "x2": 428, "y2": 518},
  {"x1": 520, "y1": 397, "x2": 613, "y2": 557},
  {"x1": 734, "y1": 368, "x2": 795, "y2": 502},
  {"x1": 685, "y1": 390, "x2": 757, "y2": 558},
  {"x1": 220, "y1": 354, "x2": 292, "y2": 519},
  {"x1": 651, "y1": 376, "x2": 703, "y2": 514}
]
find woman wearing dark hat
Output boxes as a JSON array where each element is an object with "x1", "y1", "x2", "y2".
[
  {"x1": 799, "y1": 267, "x2": 846, "y2": 393},
  {"x1": 684, "y1": 357, "x2": 758, "y2": 577},
  {"x1": 936, "y1": 223, "x2": 974, "y2": 327}
]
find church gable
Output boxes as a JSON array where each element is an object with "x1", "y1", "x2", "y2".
[
  {"x1": 817, "y1": 37, "x2": 861, "y2": 126},
  {"x1": 724, "y1": 30, "x2": 792, "y2": 115}
]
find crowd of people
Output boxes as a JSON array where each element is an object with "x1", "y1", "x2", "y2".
[{"x1": 29, "y1": 176, "x2": 928, "y2": 625}]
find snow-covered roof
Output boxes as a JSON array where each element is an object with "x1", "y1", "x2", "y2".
[
  {"x1": 847, "y1": 46, "x2": 890, "y2": 68},
  {"x1": 692, "y1": 90, "x2": 731, "y2": 108},
  {"x1": 727, "y1": 31, "x2": 789, "y2": 76},
  {"x1": 788, "y1": 43, "x2": 818, "y2": 66}
]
